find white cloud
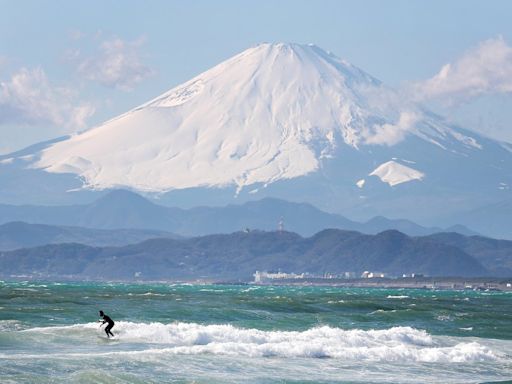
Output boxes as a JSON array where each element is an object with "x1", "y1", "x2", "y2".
[
  {"x1": 76, "y1": 36, "x2": 154, "y2": 91},
  {"x1": 363, "y1": 111, "x2": 419, "y2": 146},
  {"x1": 415, "y1": 36, "x2": 512, "y2": 103},
  {"x1": 0, "y1": 67, "x2": 95, "y2": 129}
]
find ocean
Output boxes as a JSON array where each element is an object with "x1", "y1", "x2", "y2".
[{"x1": 0, "y1": 281, "x2": 511, "y2": 383}]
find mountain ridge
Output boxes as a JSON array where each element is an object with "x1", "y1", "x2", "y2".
[
  {"x1": 0, "y1": 228, "x2": 494, "y2": 281},
  {"x1": 0, "y1": 221, "x2": 179, "y2": 251},
  {"x1": 0, "y1": 190, "x2": 480, "y2": 238}
]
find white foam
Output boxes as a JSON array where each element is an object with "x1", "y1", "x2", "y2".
[
  {"x1": 127, "y1": 292, "x2": 166, "y2": 297},
  {"x1": 17, "y1": 322, "x2": 501, "y2": 363},
  {"x1": 0, "y1": 320, "x2": 22, "y2": 332}
]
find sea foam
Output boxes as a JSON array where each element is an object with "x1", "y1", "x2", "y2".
[{"x1": 20, "y1": 322, "x2": 499, "y2": 363}]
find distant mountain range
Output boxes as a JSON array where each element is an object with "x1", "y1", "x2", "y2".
[
  {"x1": 447, "y1": 198, "x2": 512, "y2": 240},
  {"x1": 2, "y1": 229, "x2": 510, "y2": 281},
  {"x1": 0, "y1": 221, "x2": 178, "y2": 251},
  {"x1": 0, "y1": 190, "x2": 480, "y2": 238}
]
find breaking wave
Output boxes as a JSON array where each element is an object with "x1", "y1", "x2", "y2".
[{"x1": 20, "y1": 322, "x2": 501, "y2": 363}]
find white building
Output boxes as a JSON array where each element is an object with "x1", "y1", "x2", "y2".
[
  {"x1": 361, "y1": 271, "x2": 386, "y2": 278},
  {"x1": 253, "y1": 270, "x2": 305, "y2": 283}
]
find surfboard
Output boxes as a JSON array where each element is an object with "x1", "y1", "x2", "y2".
[
  {"x1": 97, "y1": 333, "x2": 119, "y2": 341},
  {"x1": 97, "y1": 323, "x2": 118, "y2": 340}
]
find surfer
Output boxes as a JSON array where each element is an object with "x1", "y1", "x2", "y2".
[{"x1": 99, "y1": 310, "x2": 115, "y2": 338}]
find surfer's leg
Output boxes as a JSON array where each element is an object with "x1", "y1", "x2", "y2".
[{"x1": 106, "y1": 324, "x2": 114, "y2": 337}]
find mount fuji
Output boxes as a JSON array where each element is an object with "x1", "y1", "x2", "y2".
[{"x1": 1, "y1": 43, "x2": 511, "y2": 225}]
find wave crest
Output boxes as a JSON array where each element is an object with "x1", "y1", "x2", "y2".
[{"x1": 24, "y1": 322, "x2": 499, "y2": 362}]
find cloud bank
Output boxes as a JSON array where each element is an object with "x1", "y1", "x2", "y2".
[
  {"x1": 0, "y1": 67, "x2": 94, "y2": 130},
  {"x1": 415, "y1": 36, "x2": 512, "y2": 103},
  {"x1": 76, "y1": 36, "x2": 154, "y2": 91},
  {"x1": 363, "y1": 111, "x2": 419, "y2": 146}
]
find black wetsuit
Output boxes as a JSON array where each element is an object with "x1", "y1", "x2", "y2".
[{"x1": 101, "y1": 314, "x2": 115, "y2": 337}]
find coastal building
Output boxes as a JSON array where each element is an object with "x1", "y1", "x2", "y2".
[
  {"x1": 402, "y1": 273, "x2": 424, "y2": 278},
  {"x1": 361, "y1": 271, "x2": 386, "y2": 278},
  {"x1": 253, "y1": 270, "x2": 305, "y2": 283},
  {"x1": 253, "y1": 270, "x2": 362, "y2": 283}
]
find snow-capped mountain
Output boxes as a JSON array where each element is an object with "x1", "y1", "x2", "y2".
[
  {"x1": 1, "y1": 43, "x2": 511, "y2": 224},
  {"x1": 36, "y1": 43, "x2": 389, "y2": 192}
]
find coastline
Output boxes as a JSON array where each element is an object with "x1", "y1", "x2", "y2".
[
  {"x1": 249, "y1": 276, "x2": 512, "y2": 291},
  {"x1": 2, "y1": 275, "x2": 512, "y2": 291}
]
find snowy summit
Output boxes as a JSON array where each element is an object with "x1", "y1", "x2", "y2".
[{"x1": 34, "y1": 42, "x2": 461, "y2": 192}]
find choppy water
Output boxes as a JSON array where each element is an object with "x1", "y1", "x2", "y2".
[{"x1": 1, "y1": 281, "x2": 511, "y2": 383}]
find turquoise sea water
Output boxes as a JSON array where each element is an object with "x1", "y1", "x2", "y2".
[{"x1": 1, "y1": 281, "x2": 511, "y2": 383}]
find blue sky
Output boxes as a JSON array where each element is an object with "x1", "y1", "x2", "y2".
[{"x1": 1, "y1": 0, "x2": 512, "y2": 153}]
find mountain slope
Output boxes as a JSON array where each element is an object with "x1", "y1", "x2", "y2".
[
  {"x1": 446, "y1": 198, "x2": 512, "y2": 240},
  {"x1": 0, "y1": 221, "x2": 177, "y2": 251},
  {"x1": 426, "y1": 232, "x2": 512, "y2": 275},
  {"x1": 75, "y1": 189, "x2": 181, "y2": 229}
]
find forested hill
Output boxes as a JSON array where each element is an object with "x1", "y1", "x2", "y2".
[{"x1": 1, "y1": 229, "x2": 502, "y2": 281}]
